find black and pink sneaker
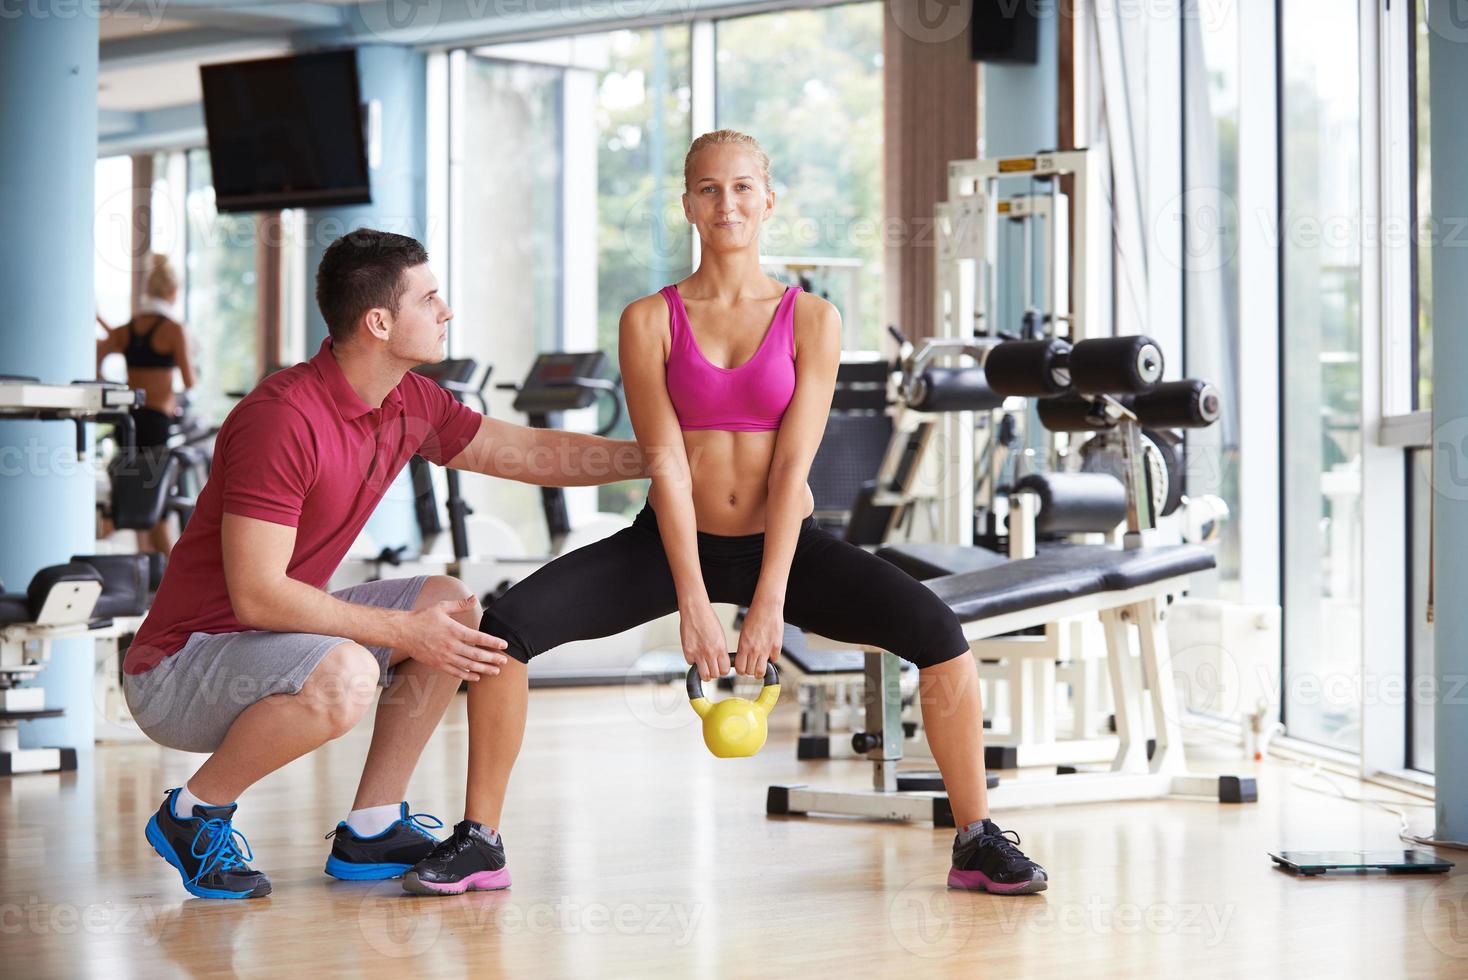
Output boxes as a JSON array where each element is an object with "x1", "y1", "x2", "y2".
[
  {"x1": 948, "y1": 819, "x2": 1048, "y2": 895},
  {"x1": 401, "y1": 820, "x2": 511, "y2": 896}
]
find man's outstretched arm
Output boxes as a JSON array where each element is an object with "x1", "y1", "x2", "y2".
[{"x1": 444, "y1": 415, "x2": 649, "y2": 487}]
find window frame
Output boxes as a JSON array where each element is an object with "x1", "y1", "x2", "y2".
[{"x1": 1365, "y1": 0, "x2": 1434, "y2": 784}]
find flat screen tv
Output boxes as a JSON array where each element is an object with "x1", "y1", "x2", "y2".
[{"x1": 200, "y1": 49, "x2": 371, "y2": 213}]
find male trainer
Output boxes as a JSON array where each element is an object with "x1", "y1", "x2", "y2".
[{"x1": 123, "y1": 229, "x2": 646, "y2": 899}]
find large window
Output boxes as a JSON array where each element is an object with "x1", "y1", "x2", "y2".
[
  {"x1": 1181, "y1": 0, "x2": 1242, "y2": 600},
  {"x1": 595, "y1": 28, "x2": 693, "y2": 516},
  {"x1": 459, "y1": 57, "x2": 565, "y2": 359},
  {"x1": 94, "y1": 155, "x2": 135, "y2": 382},
  {"x1": 184, "y1": 148, "x2": 259, "y2": 426},
  {"x1": 1280, "y1": 0, "x2": 1364, "y2": 752},
  {"x1": 716, "y1": 3, "x2": 883, "y2": 353},
  {"x1": 1410, "y1": 0, "x2": 1432, "y2": 410},
  {"x1": 447, "y1": 6, "x2": 883, "y2": 532},
  {"x1": 451, "y1": 29, "x2": 693, "y2": 542}
]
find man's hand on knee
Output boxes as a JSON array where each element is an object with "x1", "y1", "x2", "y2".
[{"x1": 394, "y1": 595, "x2": 509, "y2": 682}]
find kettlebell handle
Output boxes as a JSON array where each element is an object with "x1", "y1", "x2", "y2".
[{"x1": 686, "y1": 662, "x2": 779, "y2": 702}]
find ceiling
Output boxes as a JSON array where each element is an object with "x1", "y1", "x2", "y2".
[{"x1": 98, "y1": 45, "x2": 291, "y2": 111}]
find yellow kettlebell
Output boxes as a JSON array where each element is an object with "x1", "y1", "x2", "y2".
[{"x1": 687, "y1": 662, "x2": 780, "y2": 758}]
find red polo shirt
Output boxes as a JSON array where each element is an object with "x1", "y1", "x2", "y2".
[{"x1": 124, "y1": 339, "x2": 481, "y2": 674}]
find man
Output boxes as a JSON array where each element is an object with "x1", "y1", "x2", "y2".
[{"x1": 123, "y1": 229, "x2": 645, "y2": 900}]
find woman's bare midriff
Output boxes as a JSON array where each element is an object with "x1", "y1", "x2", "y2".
[
  {"x1": 127, "y1": 366, "x2": 179, "y2": 416},
  {"x1": 676, "y1": 428, "x2": 814, "y2": 536}
]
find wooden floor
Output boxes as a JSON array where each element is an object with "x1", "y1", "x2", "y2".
[{"x1": 3, "y1": 683, "x2": 1465, "y2": 979}]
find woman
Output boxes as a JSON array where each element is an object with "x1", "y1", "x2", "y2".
[
  {"x1": 96, "y1": 253, "x2": 197, "y2": 555},
  {"x1": 403, "y1": 131, "x2": 1046, "y2": 897}
]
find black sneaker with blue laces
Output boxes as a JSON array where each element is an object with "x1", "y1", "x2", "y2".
[
  {"x1": 401, "y1": 820, "x2": 511, "y2": 896},
  {"x1": 323, "y1": 803, "x2": 444, "y2": 880},
  {"x1": 948, "y1": 818, "x2": 1048, "y2": 895},
  {"x1": 145, "y1": 788, "x2": 270, "y2": 900}
]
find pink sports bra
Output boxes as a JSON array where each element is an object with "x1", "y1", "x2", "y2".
[{"x1": 659, "y1": 284, "x2": 801, "y2": 432}]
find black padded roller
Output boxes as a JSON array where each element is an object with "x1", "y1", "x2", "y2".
[
  {"x1": 1036, "y1": 394, "x2": 1124, "y2": 432},
  {"x1": 910, "y1": 366, "x2": 1004, "y2": 412},
  {"x1": 1130, "y1": 380, "x2": 1221, "y2": 428},
  {"x1": 1013, "y1": 472, "x2": 1128, "y2": 535},
  {"x1": 983, "y1": 338, "x2": 1073, "y2": 397},
  {"x1": 1068, "y1": 336, "x2": 1164, "y2": 394}
]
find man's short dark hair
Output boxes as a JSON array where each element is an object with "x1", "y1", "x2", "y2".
[{"x1": 315, "y1": 229, "x2": 429, "y2": 343}]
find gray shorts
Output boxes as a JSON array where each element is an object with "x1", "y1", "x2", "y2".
[{"x1": 123, "y1": 576, "x2": 429, "y2": 754}]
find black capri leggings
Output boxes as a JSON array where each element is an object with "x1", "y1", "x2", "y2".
[{"x1": 479, "y1": 505, "x2": 970, "y2": 669}]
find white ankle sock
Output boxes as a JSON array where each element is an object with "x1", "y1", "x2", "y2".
[
  {"x1": 173, "y1": 784, "x2": 223, "y2": 818},
  {"x1": 346, "y1": 803, "x2": 404, "y2": 838}
]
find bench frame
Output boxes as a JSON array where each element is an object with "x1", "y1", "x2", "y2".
[{"x1": 768, "y1": 570, "x2": 1257, "y2": 824}]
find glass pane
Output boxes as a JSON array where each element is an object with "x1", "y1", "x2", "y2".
[
  {"x1": 715, "y1": 2, "x2": 884, "y2": 352},
  {"x1": 461, "y1": 57, "x2": 564, "y2": 355},
  {"x1": 184, "y1": 148, "x2": 259, "y2": 427},
  {"x1": 595, "y1": 27, "x2": 692, "y2": 516},
  {"x1": 457, "y1": 32, "x2": 693, "y2": 535},
  {"x1": 1181, "y1": 1, "x2": 1242, "y2": 600},
  {"x1": 95, "y1": 155, "x2": 135, "y2": 383},
  {"x1": 1412, "y1": 0, "x2": 1432, "y2": 410},
  {"x1": 1280, "y1": 0, "x2": 1363, "y2": 751},
  {"x1": 456, "y1": 56, "x2": 566, "y2": 553}
]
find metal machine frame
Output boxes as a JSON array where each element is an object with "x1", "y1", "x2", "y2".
[{"x1": 769, "y1": 572, "x2": 1255, "y2": 825}]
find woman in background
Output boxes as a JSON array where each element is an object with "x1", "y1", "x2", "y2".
[{"x1": 97, "y1": 253, "x2": 197, "y2": 555}]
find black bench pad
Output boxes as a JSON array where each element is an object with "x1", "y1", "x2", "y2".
[{"x1": 925, "y1": 545, "x2": 1215, "y2": 623}]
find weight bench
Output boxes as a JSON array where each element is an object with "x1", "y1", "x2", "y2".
[
  {"x1": 783, "y1": 538, "x2": 1118, "y2": 769},
  {"x1": 0, "y1": 557, "x2": 154, "y2": 774},
  {"x1": 768, "y1": 541, "x2": 1258, "y2": 825},
  {"x1": 880, "y1": 538, "x2": 1121, "y2": 770}
]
